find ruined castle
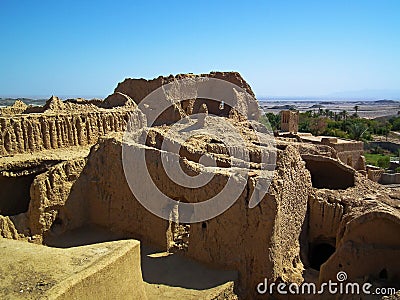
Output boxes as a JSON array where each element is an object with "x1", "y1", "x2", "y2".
[{"x1": 0, "y1": 72, "x2": 399, "y2": 299}]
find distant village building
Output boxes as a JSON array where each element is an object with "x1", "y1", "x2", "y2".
[
  {"x1": 279, "y1": 110, "x2": 365, "y2": 170},
  {"x1": 280, "y1": 110, "x2": 299, "y2": 133},
  {"x1": 300, "y1": 135, "x2": 365, "y2": 170}
]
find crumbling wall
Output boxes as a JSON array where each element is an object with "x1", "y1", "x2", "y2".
[
  {"x1": 322, "y1": 139, "x2": 365, "y2": 170},
  {"x1": 303, "y1": 195, "x2": 344, "y2": 270},
  {"x1": 0, "y1": 100, "x2": 28, "y2": 116},
  {"x1": 114, "y1": 72, "x2": 255, "y2": 103},
  {"x1": 27, "y1": 159, "x2": 87, "y2": 240},
  {"x1": 64, "y1": 133, "x2": 311, "y2": 297},
  {"x1": 320, "y1": 208, "x2": 400, "y2": 286},
  {"x1": 80, "y1": 135, "x2": 170, "y2": 248},
  {"x1": 0, "y1": 72, "x2": 259, "y2": 156},
  {"x1": 0, "y1": 215, "x2": 20, "y2": 239},
  {"x1": 113, "y1": 71, "x2": 261, "y2": 122},
  {"x1": 0, "y1": 110, "x2": 145, "y2": 156},
  {"x1": 336, "y1": 150, "x2": 365, "y2": 171},
  {"x1": 367, "y1": 165, "x2": 384, "y2": 182},
  {"x1": 300, "y1": 136, "x2": 365, "y2": 170},
  {"x1": 307, "y1": 196, "x2": 343, "y2": 244},
  {"x1": 280, "y1": 110, "x2": 299, "y2": 133}
]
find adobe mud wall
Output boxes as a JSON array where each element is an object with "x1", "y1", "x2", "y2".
[
  {"x1": 114, "y1": 71, "x2": 255, "y2": 103},
  {"x1": 1, "y1": 72, "x2": 400, "y2": 299},
  {"x1": 321, "y1": 139, "x2": 365, "y2": 171},
  {"x1": 0, "y1": 158, "x2": 87, "y2": 242},
  {"x1": 47, "y1": 132, "x2": 311, "y2": 297},
  {"x1": 113, "y1": 71, "x2": 261, "y2": 123},
  {"x1": 3, "y1": 128, "x2": 399, "y2": 298},
  {"x1": 280, "y1": 110, "x2": 299, "y2": 133},
  {"x1": 366, "y1": 165, "x2": 384, "y2": 182},
  {"x1": 0, "y1": 238, "x2": 147, "y2": 300},
  {"x1": 320, "y1": 208, "x2": 400, "y2": 288},
  {"x1": 0, "y1": 111, "x2": 138, "y2": 156},
  {"x1": 43, "y1": 131, "x2": 400, "y2": 297},
  {"x1": 380, "y1": 172, "x2": 400, "y2": 185},
  {"x1": 366, "y1": 141, "x2": 400, "y2": 153}
]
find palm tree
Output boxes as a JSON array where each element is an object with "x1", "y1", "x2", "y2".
[
  {"x1": 384, "y1": 122, "x2": 392, "y2": 141},
  {"x1": 340, "y1": 110, "x2": 349, "y2": 131},
  {"x1": 349, "y1": 123, "x2": 367, "y2": 141},
  {"x1": 339, "y1": 110, "x2": 348, "y2": 121},
  {"x1": 354, "y1": 105, "x2": 359, "y2": 117}
]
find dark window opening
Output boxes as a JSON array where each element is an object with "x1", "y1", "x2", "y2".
[
  {"x1": 192, "y1": 99, "x2": 233, "y2": 117},
  {"x1": 309, "y1": 242, "x2": 336, "y2": 271},
  {"x1": 304, "y1": 158, "x2": 355, "y2": 189},
  {"x1": 202, "y1": 222, "x2": 207, "y2": 229},
  {"x1": 0, "y1": 174, "x2": 36, "y2": 216},
  {"x1": 379, "y1": 268, "x2": 388, "y2": 280}
]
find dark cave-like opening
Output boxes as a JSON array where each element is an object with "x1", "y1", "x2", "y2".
[
  {"x1": 309, "y1": 242, "x2": 336, "y2": 271},
  {"x1": 304, "y1": 158, "x2": 355, "y2": 189},
  {"x1": 0, "y1": 174, "x2": 36, "y2": 216}
]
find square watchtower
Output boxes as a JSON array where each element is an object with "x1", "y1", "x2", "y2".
[{"x1": 280, "y1": 110, "x2": 299, "y2": 133}]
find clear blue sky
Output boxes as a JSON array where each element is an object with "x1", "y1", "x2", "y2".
[{"x1": 0, "y1": 0, "x2": 399, "y2": 98}]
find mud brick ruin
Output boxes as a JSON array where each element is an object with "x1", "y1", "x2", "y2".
[
  {"x1": 280, "y1": 110, "x2": 299, "y2": 133},
  {"x1": 0, "y1": 72, "x2": 399, "y2": 299}
]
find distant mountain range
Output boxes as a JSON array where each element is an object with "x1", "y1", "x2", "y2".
[
  {"x1": 259, "y1": 89, "x2": 400, "y2": 101},
  {"x1": 2, "y1": 88, "x2": 400, "y2": 107},
  {"x1": 0, "y1": 98, "x2": 47, "y2": 107}
]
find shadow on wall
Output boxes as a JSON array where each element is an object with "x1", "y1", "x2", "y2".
[{"x1": 44, "y1": 224, "x2": 123, "y2": 248}]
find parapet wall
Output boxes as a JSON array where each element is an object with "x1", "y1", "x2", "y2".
[
  {"x1": 0, "y1": 110, "x2": 145, "y2": 156},
  {"x1": 304, "y1": 137, "x2": 365, "y2": 170},
  {"x1": 380, "y1": 172, "x2": 400, "y2": 185},
  {"x1": 0, "y1": 239, "x2": 147, "y2": 300}
]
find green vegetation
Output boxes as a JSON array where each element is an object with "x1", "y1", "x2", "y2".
[
  {"x1": 261, "y1": 109, "x2": 398, "y2": 141},
  {"x1": 388, "y1": 115, "x2": 400, "y2": 131},
  {"x1": 259, "y1": 109, "x2": 400, "y2": 170},
  {"x1": 260, "y1": 113, "x2": 280, "y2": 131},
  {"x1": 297, "y1": 110, "x2": 376, "y2": 140},
  {"x1": 364, "y1": 153, "x2": 391, "y2": 168}
]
